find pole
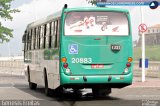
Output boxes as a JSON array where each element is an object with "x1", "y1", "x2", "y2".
[{"x1": 140, "y1": 6, "x2": 145, "y2": 82}]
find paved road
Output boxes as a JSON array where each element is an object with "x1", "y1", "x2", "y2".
[{"x1": 0, "y1": 74, "x2": 160, "y2": 106}]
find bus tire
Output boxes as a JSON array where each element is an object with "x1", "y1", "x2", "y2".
[
  {"x1": 28, "y1": 69, "x2": 37, "y2": 90},
  {"x1": 54, "y1": 87, "x2": 63, "y2": 98},
  {"x1": 92, "y1": 88, "x2": 111, "y2": 97},
  {"x1": 44, "y1": 70, "x2": 53, "y2": 96}
]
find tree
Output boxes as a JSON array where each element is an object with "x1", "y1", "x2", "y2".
[
  {"x1": 86, "y1": 0, "x2": 107, "y2": 7},
  {"x1": 0, "y1": 0, "x2": 20, "y2": 42},
  {"x1": 86, "y1": 0, "x2": 97, "y2": 5}
]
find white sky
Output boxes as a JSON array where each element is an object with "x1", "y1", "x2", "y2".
[{"x1": 0, "y1": 0, "x2": 160, "y2": 56}]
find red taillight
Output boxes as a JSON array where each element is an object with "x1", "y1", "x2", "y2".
[
  {"x1": 63, "y1": 63, "x2": 68, "y2": 68},
  {"x1": 126, "y1": 62, "x2": 131, "y2": 67}
]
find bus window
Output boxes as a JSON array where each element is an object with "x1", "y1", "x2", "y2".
[
  {"x1": 22, "y1": 30, "x2": 27, "y2": 51},
  {"x1": 26, "y1": 31, "x2": 29, "y2": 51},
  {"x1": 57, "y1": 19, "x2": 60, "y2": 48},
  {"x1": 37, "y1": 26, "x2": 41, "y2": 49},
  {"x1": 65, "y1": 12, "x2": 129, "y2": 36},
  {"x1": 48, "y1": 22, "x2": 52, "y2": 48},
  {"x1": 36, "y1": 28, "x2": 38, "y2": 49},
  {"x1": 32, "y1": 28, "x2": 35, "y2": 50},
  {"x1": 31, "y1": 29, "x2": 33, "y2": 50},
  {"x1": 46, "y1": 23, "x2": 50, "y2": 36},
  {"x1": 55, "y1": 20, "x2": 58, "y2": 48},
  {"x1": 37, "y1": 27, "x2": 39, "y2": 49},
  {"x1": 27, "y1": 35, "x2": 29, "y2": 50},
  {"x1": 52, "y1": 21, "x2": 55, "y2": 48},
  {"x1": 29, "y1": 29, "x2": 32, "y2": 50},
  {"x1": 46, "y1": 23, "x2": 50, "y2": 48},
  {"x1": 32, "y1": 28, "x2": 35, "y2": 49},
  {"x1": 34, "y1": 28, "x2": 37, "y2": 49},
  {"x1": 43, "y1": 24, "x2": 47, "y2": 49},
  {"x1": 40, "y1": 26, "x2": 44, "y2": 49}
]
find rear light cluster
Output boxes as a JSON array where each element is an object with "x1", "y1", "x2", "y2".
[
  {"x1": 61, "y1": 57, "x2": 71, "y2": 74},
  {"x1": 61, "y1": 57, "x2": 68, "y2": 68},
  {"x1": 126, "y1": 57, "x2": 132, "y2": 67},
  {"x1": 123, "y1": 57, "x2": 133, "y2": 74},
  {"x1": 126, "y1": 62, "x2": 131, "y2": 67},
  {"x1": 63, "y1": 63, "x2": 68, "y2": 68}
]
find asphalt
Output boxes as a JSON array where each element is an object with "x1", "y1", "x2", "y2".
[{"x1": 0, "y1": 73, "x2": 160, "y2": 106}]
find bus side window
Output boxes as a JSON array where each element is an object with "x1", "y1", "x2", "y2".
[
  {"x1": 27, "y1": 30, "x2": 30, "y2": 50},
  {"x1": 25, "y1": 31, "x2": 28, "y2": 51},
  {"x1": 34, "y1": 28, "x2": 37, "y2": 49},
  {"x1": 28, "y1": 30, "x2": 32, "y2": 50},
  {"x1": 31, "y1": 28, "x2": 35, "y2": 50},
  {"x1": 23, "y1": 30, "x2": 27, "y2": 62},
  {"x1": 40, "y1": 26, "x2": 44, "y2": 49},
  {"x1": 46, "y1": 23, "x2": 50, "y2": 48},
  {"x1": 57, "y1": 19, "x2": 60, "y2": 48},
  {"x1": 36, "y1": 27, "x2": 38, "y2": 49},
  {"x1": 30, "y1": 29, "x2": 33, "y2": 50},
  {"x1": 52, "y1": 21, "x2": 55, "y2": 48},
  {"x1": 43, "y1": 24, "x2": 47, "y2": 49},
  {"x1": 29, "y1": 29, "x2": 33, "y2": 50},
  {"x1": 37, "y1": 27, "x2": 40, "y2": 49},
  {"x1": 37, "y1": 26, "x2": 41, "y2": 49},
  {"x1": 23, "y1": 30, "x2": 27, "y2": 51},
  {"x1": 48, "y1": 22, "x2": 52, "y2": 48},
  {"x1": 55, "y1": 20, "x2": 58, "y2": 48}
]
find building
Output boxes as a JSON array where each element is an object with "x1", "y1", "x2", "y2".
[{"x1": 137, "y1": 24, "x2": 160, "y2": 46}]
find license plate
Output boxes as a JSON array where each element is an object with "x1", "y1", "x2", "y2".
[{"x1": 91, "y1": 64, "x2": 104, "y2": 68}]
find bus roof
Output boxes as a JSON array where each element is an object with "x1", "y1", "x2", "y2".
[
  {"x1": 27, "y1": 11, "x2": 61, "y2": 29},
  {"x1": 64, "y1": 7, "x2": 129, "y2": 13},
  {"x1": 26, "y1": 7, "x2": 129, "y2": 29}
]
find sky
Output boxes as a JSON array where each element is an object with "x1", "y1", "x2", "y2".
[{"x1": 0, "y1": 0, "x2": 160, "y2": 56}]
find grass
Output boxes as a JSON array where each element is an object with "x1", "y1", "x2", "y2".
[{"x1": 133, "y1": 45, "x2": 160, "y2": 61}]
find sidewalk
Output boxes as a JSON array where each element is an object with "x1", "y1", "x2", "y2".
[{"x1": 128, "y1": 76, "x2": 160, "y2": 88}]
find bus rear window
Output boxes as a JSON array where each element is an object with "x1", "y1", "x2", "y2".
[{"x1": 65, "y1": 11, "x2": 129, "y2": 36}]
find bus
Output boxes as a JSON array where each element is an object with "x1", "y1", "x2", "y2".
[{"x1": 22, "y1": 5, "x2": 133, "y2": 97}]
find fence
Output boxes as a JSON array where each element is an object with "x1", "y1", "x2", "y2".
[
  {"x1": 133, "y1": 61, "x2": 160, "y2": 78},
  {"x1": 0, "y1": 56, "x2": 24, "y2": 75},
  {"x1": 0, "y1": 57, "x2": 160, "y2": 77}
]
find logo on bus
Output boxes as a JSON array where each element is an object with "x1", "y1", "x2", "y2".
[{"x1": 69, "y1": 44, "x2": 78, "y2": 54}]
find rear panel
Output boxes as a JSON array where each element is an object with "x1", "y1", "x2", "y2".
[
  {"x1": 60, "y1": 8, "x2": 133, "y2": 87},
  {"x1": 61, "y1": 36, "x2": 132, "y2": 75}
]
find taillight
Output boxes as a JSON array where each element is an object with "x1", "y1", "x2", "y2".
[
  {"x1": 61, "y1": 57, "x2": 67, "y2": 63},
  {"x1": 126, "y1": 62, "x2": 131, "y2": 67},
  {"x1": 128, "y1": 57, "x2": 133, "y2": 62},
  {"x1": 123, "y1": 57, "x2": 132, "y2": 74},
  {"x1": 124, "y1": 68, "x2": 128, "y2": 73},
  {"x1": 63, "y1": 63, "x2": 68, "y2": 68}
]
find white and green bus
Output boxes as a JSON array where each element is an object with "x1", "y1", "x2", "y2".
[{"x1": 22, "y1": 5, "x2": 133, "y2": 97}]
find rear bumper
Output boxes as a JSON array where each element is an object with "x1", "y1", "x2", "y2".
[{"x1": 60, "y1": 72, "x2": 133, "y2": 88}]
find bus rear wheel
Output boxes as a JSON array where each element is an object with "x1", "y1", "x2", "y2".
[
  {"x1": 92, "y1": 88, "x2": 111, "y2": 97},
  {"x1": 29, "y1": 82, "x2": 37, "y2": 90},
  {"x1": 44, "y1": 71, "x2": 53, "y2": 96}
]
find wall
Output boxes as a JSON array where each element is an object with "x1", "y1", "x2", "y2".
[
  {"x1": 134, "y1": 61, "x2": 160, "y2": 78},
  {"x1": 0, "y1": 56, "x2": 160, "y2": 77},
  {"x1": 0, "y1": 56, "x2": 24, "y2": 75}
]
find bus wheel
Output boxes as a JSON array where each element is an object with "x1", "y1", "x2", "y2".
[
  {"x1": 28, "y1": 70, "x2": 37, "y2": 90},
  {"x1": 54, "y1": 87, "x2": 64, "y2": 98},
  {"x1": 92, "y1": 88, "x2": 111, "y2": 97},
  {"x1": 73, "y1": 89, "x2": 82, "y2": 98},
  {"x1": 44, "y1": 71, "x2": 53, "y2": 96}
]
